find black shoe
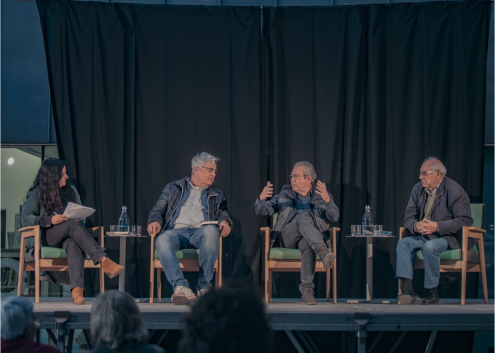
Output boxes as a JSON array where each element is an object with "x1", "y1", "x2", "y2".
[
  {"x1": 398, "y1": 291, "x2": 422, "y2": 305},
  {"x1": 422, "y1": 292, "x2": 440, "y2": 305},
  {"x1": 439, "y1": 273, "x2": 458, "y2": 284},
  {"x1": 301, "y1": 289, "x2": 318, "y2": 305},
  {"x1": 319, "y1": 249, "x2": 335, "y2": 269}
]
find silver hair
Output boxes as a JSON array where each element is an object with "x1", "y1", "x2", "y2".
[
  {"x1": 423, "y1": 157, "x2": 447, "y2": 176},
  {"x1": 1, "y1": 297, "x2": 34, "y2": 340},
  {"x1": 293, "y1": 161, "x2": 317, "y2": 183},
  {"x1": 191, "y1": 152, "x2": 220, "y2": 174},
  {"x1": 91, "y1": 290, "x2": 148, "y2": 350}
]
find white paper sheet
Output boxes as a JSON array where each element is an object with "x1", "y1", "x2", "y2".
[{"x1": 63, "y1": 202, "x2": 95, "y2": 221}]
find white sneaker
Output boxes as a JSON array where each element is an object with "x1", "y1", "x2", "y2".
[{"x1": 171, "y1": 286, "x2": 196, "y2": 305}]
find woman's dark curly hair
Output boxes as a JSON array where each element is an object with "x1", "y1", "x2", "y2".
[{"x1": 25, "y1": 158, "x2": 76, "y2": 216}]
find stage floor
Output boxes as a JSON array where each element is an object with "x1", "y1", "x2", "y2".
[{"x1": 31, "y1": 297, "x2": 494, "y2": 332}]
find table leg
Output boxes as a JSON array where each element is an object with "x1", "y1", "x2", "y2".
[{"x1": 119, "y1": 237, "x2": 126, "y2": 292}]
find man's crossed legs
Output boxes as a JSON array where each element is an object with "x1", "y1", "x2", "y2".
[
  {"x1": 155, "y1": 225, "x2": 220, "y2": 305},
  {"x1": 282, "y1": 216, "x2": 334, "y2": 304}
]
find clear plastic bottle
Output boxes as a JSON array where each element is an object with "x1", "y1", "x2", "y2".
[
  {"x1": 119, "y1": 206, "x2": 129, "y2": 232},
  {"x1": 361, "y1": 205, "x2": 373, "y2": 235}
]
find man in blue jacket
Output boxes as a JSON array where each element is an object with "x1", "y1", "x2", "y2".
[
  {"x1": 396, "y1": 157, "x2": 473, "y2": 305},
  {"x1": 255, "y1": 161, "x2": 339, "y2": 304},
  {"x1": 148, "y1": 152, "x2": 232, "y2": 305}
]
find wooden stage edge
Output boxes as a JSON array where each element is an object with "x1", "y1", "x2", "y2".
[{"x1": 29, "y1": 297, "x2": 494, "y2": 332}]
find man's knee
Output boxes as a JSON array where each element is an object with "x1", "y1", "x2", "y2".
[
  {"x1": 202, "y1": 225, "x2": 220, "y2": 239},
  {"x1": 62, "y1": 237, "x2": 81, "y2": 252},
  {"x1": 298, "y1": 239, "x2": 312, "y2": 251},
  {"x1": 397, "y1": 238, "x2": 413, "y2": 252},
  {"x1": 421, "y1": 240, "x2": 444, "y2": 255},
  {"x1": 155, "y1": 232, "x2": 179, "y2": 251}
]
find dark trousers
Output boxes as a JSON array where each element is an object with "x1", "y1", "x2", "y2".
[
  {"x1": 45, "y1": 220, "x2": 106, "y2": 290},
  {"x1": 282, "y1": 216, "x2": 329, "y2": 294}
]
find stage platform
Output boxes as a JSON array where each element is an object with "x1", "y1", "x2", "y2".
[{"x1": 31, "y1": 297, "x2": 494, "y2": 332}]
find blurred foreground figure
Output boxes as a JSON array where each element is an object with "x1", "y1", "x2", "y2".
[
  {"x1": 90, "y1": 290, "x2": 166, "y2": 353},
  {"x1": 179, "y1": 283, "x2": 273, "y2": 353},
  {"x1": 1, "y1": 296, "x2": 60, "y2": 353}
]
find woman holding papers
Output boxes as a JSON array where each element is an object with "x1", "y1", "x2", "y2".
[{"x1": 21, "y1": 158, "x2": 124, "y2": 305}]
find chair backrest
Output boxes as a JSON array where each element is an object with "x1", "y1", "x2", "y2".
[
  {"x1": 470, "y1": 204, "x2": 486, "y2": 230},
  {"x1": 19, "y1": 205, "x2": 23, "y2": 228}
]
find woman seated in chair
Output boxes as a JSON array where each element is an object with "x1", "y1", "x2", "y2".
[{"x1": 21, "y1": 158, "x2": 124, "y2": 305}]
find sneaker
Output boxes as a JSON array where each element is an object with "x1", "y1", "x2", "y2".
[
  {"x1": 398, "y1": 291, "x2": 422, "y2": 305},
  {"x1": 319, "y1": 248, "x2": 335, "y2": 269},
  {"x1": 197, "y1": 287, "x2": 210, "y2": 298},
  {"x1": 171, "y1": 286, "x2": 196, "y2": 305},
  {"x1": 301, "y1": 289, "x2": 318, "y2": 305}
]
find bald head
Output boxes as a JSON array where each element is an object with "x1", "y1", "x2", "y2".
[{"x1": 419, "y1": 157, "x2": 446, "y2": 191}]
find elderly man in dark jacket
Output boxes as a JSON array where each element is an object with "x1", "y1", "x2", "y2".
[
  {"x1": 396, "y1": 157, "x2": 473, "y2": 305},
  {"x1": 255, "y1": 161, "x2": 339, "y2": 305},
  {"x1": 147, "y1": 152, "x2": 233, "y2": 305}
]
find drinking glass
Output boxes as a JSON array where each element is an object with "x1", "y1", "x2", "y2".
[
  {"x1": 373, "y1": 225, "x2": 383, "y2": 236},
  {"x1": 351, "y1": 225, "x2": 361, "y2": 236},
  {"x1": 131, "y1": 225, "x2": 141, "y2": 236}
]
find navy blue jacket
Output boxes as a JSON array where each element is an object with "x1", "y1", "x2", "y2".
[
  {"x1": 148, "y1": 176, "x2": 232, "y2": 232},
  {"x1": 404, "y1": 176, "x2": 473, "y2": 249}
]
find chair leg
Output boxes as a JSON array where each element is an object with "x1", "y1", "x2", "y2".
[
  {"x1": 157, "y1": 268, "x2": 162, "y2": 303},
  {"x1": 461, "y1": 247, "x2": 468, "y2": 306},
  {"x1": 99, "y1": 267, "x2": 105, "y2": 294},
  {"x1": 264, "y1": 268, "x2": 269, "y2": 304},
  {"x1": 150, "y1": 238, "x2": 155, "y2": 304},
  {"x1": 333, "y1": 260, "x2": 337, "y2": 304},
  {"x1": 478, "y1": 238, "x2": 488, "y2": 304},
  {"x1": 268, "y1": 269, "x2": 273, "y2": 303},
  {"x1": 326, "y1": 269, "x2": 330, "y2": 302},
  {"x1": 398, "y1": 278, "x2": 403, "y2": 295},
  {"x1": 35, "y1": 262, "x2": 40, "y2": 304},
  {"x1": 17, "y1": 237, "x2": 26, "y2": 297}
]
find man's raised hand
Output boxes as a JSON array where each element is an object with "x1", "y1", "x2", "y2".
[
  {"x1": 259, "y1": 181, "x2": 273, "y2": 201},
  {"x1": 315, "y1": 181, "x2": 331, "y2": 202}
]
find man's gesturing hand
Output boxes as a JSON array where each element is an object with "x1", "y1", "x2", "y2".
[
  {"x1": 147, "y1": 221, "x2": 161, "y2": 236},
  {"x1": 259, "y1": 181, "x2": 273, "y2": 201},
  {"x1": 315, "y1": 181, "x2": 331, "y2": 202},
  {"x1": 218, "y1": 220, "x2": 231, "y2": 237}
]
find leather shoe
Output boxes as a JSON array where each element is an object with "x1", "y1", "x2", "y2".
[
  {"x1": 301, "y1": 289, "x2": 318, "y2": 305},
  {"x1": 71, "y1": 287, "x2": 85, "y2": 305},
  {"x1": 101, "y1": 257, "x2": 125, "y2": 279},
  {"x1": 398, "y1": 291, "x2": 421, "y2": 305},
  {"x1": 422, "y1": 291, "x2": 440, "y2": 305}
]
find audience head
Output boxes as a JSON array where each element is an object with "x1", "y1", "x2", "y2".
[
  {"x1": 190, "y1": 152, "x2": 220, "y2": 187},
  {"x1": 26, "y1": 158, "x2": 75, "y2": 215},
  {"x1": 90, "y1": 290, "x2": 148, "y2": 350},
  {"x1": 420, "y1": 157, "x2": 446, "y2": 191},
  {"x1": 178, "y1": 282, "x2": 272, "y2": 353},
  {"x1": 1, "y1": 297, "x2": 36, "y2": 340},
  {"x1": 291, "y1": 161, "x2": 316, "y2": 195}
]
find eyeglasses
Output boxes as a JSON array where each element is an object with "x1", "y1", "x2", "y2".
[
  {"x1": 418, "y1": 170, "x2": 434, "y2": 177},
  {"x1": 289, "y1": 174, "x2": 307, "y2": 180},
  {"x1": 202, "y1": 167, "x2": 217, "y2": 174}
]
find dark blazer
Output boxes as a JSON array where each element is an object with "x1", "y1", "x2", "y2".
[
  {"x1": 404, "y1": 176, "x2": 473, "y2": 249},
  {"x1": 148, "y1": 176, "x2": 233, "y2": 232}
]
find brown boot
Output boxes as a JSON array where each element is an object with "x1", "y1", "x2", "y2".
[
  {"x1": 101, "y1": 257, "x2": 125, "y2": 279},
  {"x1": 72, "y1": 287, "x2": 85, "y2": 305}
]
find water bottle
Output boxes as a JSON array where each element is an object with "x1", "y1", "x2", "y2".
[
  {"x1": 361, "y1": 205, "x2": 373, "y2": 235},
  {"x1": 119, "y1": 206, "x2": 129, "y2": 232}
]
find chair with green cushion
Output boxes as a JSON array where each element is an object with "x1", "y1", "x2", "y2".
[
  {"x1": 17, "y1": 225, "x2": 105, "y2": 303},
  {"x1": 149, "y1": 232, "x2": 222, "y2": 303},
  {"x1": 398, "y1": 204, "x2": 488, "y2": 305},
  {"x1": 261, "y1": 213, "x2": 339, "y2": 304}
]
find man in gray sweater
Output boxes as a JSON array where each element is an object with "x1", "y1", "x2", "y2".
[{"x1": 396, "y1": 157, "x2": 473, "y2": 305}]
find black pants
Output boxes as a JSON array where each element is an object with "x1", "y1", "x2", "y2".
[
  {"x1": 45, "y1": 220, "x2": 106, "y2": 290},
  {"x1": 282, "y1": 216, "x2": 329, "y2": 294}
]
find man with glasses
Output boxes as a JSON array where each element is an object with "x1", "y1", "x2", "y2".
[
  {"x1": 396, "y1": 157, "x2": 473, "y2": 305},
  {"x1": 148, "y1": 152, "x2": 232, "y2": 305},
  {"x1": 255, "y1": 161, "x2": 339, "y2": 304}
]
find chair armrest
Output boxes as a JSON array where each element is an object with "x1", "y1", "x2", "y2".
[
  {"x1": 19, "y1": 226, "x2": 40, "y2": 239},
  {"x1": 399, "y1": 227, "x2": 413, "y2": 240},
  {"x1": 260, "y1": 227, "x2": 271, "y2": 260},
  {"x1": 463, "y1": 226, "x2": 486, "y2": 241},
  {"x1": 329, "y1": 227, "x2": 340, "y2": 253},
  {"x1": 87, "y1": 226, "x2": 104, "y2": 247}
]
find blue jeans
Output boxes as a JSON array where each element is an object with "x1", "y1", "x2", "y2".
[
  {"x1": 155, "y1": 225, "x2": 220, "y2": 291},
  {"x1": 396, "y1": 236, "x2": 449, "y2": 289}
]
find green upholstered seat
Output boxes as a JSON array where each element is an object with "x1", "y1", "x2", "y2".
[
  {"x1": 41, "y1": 247, "x2": 91, "y2": 259},
  {"x1": 269, "y1": 248, "x2": 331, "y2": 260},
  {"x1": 155, "y1": 249, "x2": 200, "y2": 260}
]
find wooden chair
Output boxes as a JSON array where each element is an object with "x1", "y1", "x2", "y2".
[
  {"x1": 149, "y1": 232, "x2": 222, "y2": 303},
  {"x1": 17, "y1": 225, "x2": 105, "y2": 303},
  {"x1": 398, "y1": 204, "x2": 488, "y2": 305},
  {"x1": 261, "y1": 223, "x2": 339, "y2": 304}
]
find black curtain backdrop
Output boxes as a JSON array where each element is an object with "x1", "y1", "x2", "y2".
[{"x1": 37, "y1": 0, "x2": 490, "y2": 299}]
